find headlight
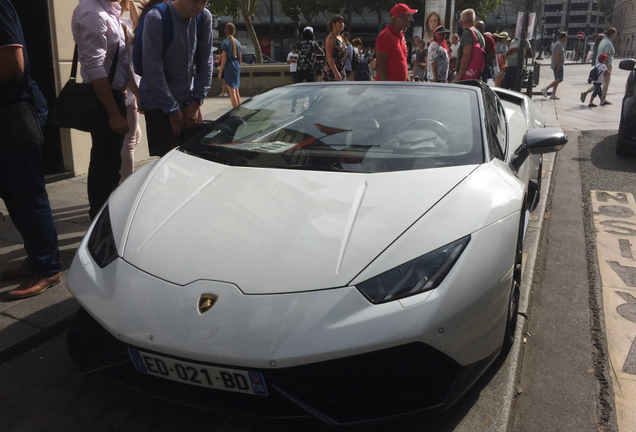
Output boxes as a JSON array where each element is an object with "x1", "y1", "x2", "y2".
[
  {"x1": 356, "y1": 236, "x2": 471, "y2": 304},
  {"x1": 87, "y1": 205, "x2": 118, "y2": 268}
]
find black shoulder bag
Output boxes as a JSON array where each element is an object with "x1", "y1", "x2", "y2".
[
  {"x1": 49, "y1": 44, "x2": 120, "y2": 133},
  {"x1": 0, "y1": 99, "x2": 45, "y2": 153}
]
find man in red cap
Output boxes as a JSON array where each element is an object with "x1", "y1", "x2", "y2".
[{"x1": 375, "y1": 3, "x2": 417, "y2": 81}]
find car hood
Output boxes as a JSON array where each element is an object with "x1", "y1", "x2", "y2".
[{"x1": 121, "y1": 151, "x2": 477, "y2": 294}]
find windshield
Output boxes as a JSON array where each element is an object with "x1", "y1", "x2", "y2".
[{"x1": 183, "y1": 84, "x2": 484, "y2": 173}]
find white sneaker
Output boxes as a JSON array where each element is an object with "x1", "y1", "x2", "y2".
[
  {"x1": 219, "y1": 92, "x2": 225, "y2": 97},
  {"x1": 550, "y1": 94, "x2": 560, "y2": 100},
  {"x1": 541, "y1": 87, "x2": 548, "y2": 98},
  {"x1": 223, "y1": 92, "x2": 230, "y2": 98}
]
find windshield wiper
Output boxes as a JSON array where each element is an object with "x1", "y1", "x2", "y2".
[{"x1": 287, "y1": 164, "x2": 343, "y2": 172}]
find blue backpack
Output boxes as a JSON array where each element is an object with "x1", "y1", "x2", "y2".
[
  {"x1": 132, "y1": 3, "x2": 205, "y2": 76},
  {"x1": 588, "y1": 64, "x2": 602, "y2": 83}
]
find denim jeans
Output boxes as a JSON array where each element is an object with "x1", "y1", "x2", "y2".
[
  {"x1": 0, "y1": 146, "x2": 60, "y2": 276},
  {"x1": 500, "y1": 66, "x2": 518, "y2": 90}
]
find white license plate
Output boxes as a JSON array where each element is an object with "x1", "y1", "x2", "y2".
[{"x1": 128, "y1": 349, "x2": 268, "y2": 396}]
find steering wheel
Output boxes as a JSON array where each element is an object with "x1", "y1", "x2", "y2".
[{"x1": 395, "y1": 118, "x2": 456, "y2": 151}]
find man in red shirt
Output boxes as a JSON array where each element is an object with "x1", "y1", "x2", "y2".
[{"x1": 375, "y1": 3, "x2": 417, "y2": 81}]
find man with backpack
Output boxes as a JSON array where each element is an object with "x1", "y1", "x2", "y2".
[
  {"x1": 476, "y1": 21, "x2": 495, "y2": 83},
  {"x1": 453, "y1": 9, "x2": 485, "y2": 82},
  {"x1": 352, "y1": 38, "x2": 370, "y2": 81},
  {"x1": 137, "y1": 0, "x2": 213, "y2": 157},
  {"x1": 343, "y1": 32, "x2": 358, "y2": 81},
  {"x1": 541, "y1": 32, "x2": 566, "y2": 100},
  {"x1": 296, "y1": 27, "x2": 322, "y2": 83}
]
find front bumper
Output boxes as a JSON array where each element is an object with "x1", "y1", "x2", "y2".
[
  {"x1": 619, "y1": 95, "x2": 636, "y2": 147},
  {"x1": 67, "y1": 307, "x2": 499, "y2": 425}
]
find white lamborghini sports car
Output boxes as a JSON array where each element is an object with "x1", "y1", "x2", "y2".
[{"x1": 66, "y1": 81, "x2": 567, "y2": 425}]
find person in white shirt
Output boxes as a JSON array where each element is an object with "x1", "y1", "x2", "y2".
[
  {"x1": 597, "y1": 27, "x2": 616, "y2": 105},
  {"x1": 287, "y1": 46, "x2": 298, "y2": 83},
  {"x1": 449, "y1": 34, "x2": 459, "y2": 59},
  {"x1": 72, "y1": 0, "x2": 130, "y2": 219}
]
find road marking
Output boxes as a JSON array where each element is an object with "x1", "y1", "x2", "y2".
[{"x1": 592, "y1": 190, "x2": 636, "y2": 431}]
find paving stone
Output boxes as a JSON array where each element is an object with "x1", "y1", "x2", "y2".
[
  {"x1": 3, "y1": 290, "x2": 78, "y2": 330},
  {"x1": 120, "y1": 414, "x2": 159, "y2": 432},
  {"x1": 0, "y1": 404, "x2": 29, "y2": 431},
  {"x1": 0, "y1": 389, "x2": 30, "y2": 410},
  {"x1": 0, "y1": 315, "x2": 39, "y2": 362},
  {"x1": 93, "y1": 408, "x2": 135, "y2": 429},
  {"x1": 150, "y1": 419, "x2": 193, "y2": 432},
  {"x1": 10, "y1": 412, "x2": 71, "y2": 432}
]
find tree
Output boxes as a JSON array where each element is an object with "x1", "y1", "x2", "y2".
[
  {"x1": 355, "y1": 0, "x2": 393, "y2": 34},
  {"x1": 207, "y1": 0, "x2": 263, "y2": 63},
  {"x1": 455, "y1": 0, "x2": 504, "y2": 21},
  {"x1": 598, "y1": 0, "x2": 614, "y2": 24},
  {"x1": 206, "y1": 0, "x2": 240, "y2": 22},
  {"x1": 280, "y1": 0, "x2": 341, "y2": 26},
  {"x1": 355, "y1": 0, "x2": 425, "y2": 34}
]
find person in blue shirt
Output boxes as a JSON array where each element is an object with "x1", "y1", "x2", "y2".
[
  {"x1": 218, "y1": 22, "x2": 242, "y2": 108},
  {"x1": 138, "y1": 0, "x2": 213, "y2": 157},
  {"x1": 0, "y1": 0, "x2": 61, "y2": 299}
]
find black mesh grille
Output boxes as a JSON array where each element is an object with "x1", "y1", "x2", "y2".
[{"x1": 266, "y1": 343, "x2": 459, "y2": 423}]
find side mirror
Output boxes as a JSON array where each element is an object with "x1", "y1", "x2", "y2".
[
  {"x1": 619, "y1": 59, "x2": 636, "y2": 71},
  {"x1": 524, "y1": 127, "x2": 568, "y2": 154},
  {"x1": 511, "y1": 128, "x2": 568, "y2": 170}
]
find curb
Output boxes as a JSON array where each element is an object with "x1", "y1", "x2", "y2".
[
  {"x1": 0, "y1": 295, "x2": 79, "y2": 365},
  {"x1": 500, "y1": 101, "x2": 561, "y2": 430}
]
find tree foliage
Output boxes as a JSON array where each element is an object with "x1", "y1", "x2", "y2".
[
  {"x1": 206, "y1": 0, "x2": 240, "y2": 22},
  {"x1": 598, "y1": 0, "x2": 614, "y2": 24},
  {"x1": 455, "y1": 0, "x2": 504, "y2": 21},
  {"x1": 207, "y1": 0, "x2": 263, "y2": 63},
  {"x1": 280, "y1": 0, "x2": 342, "y2": 26}
]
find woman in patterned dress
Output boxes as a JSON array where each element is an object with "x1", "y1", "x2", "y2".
[
  {"x1": 428, "y1": 26, "x2": 450, "y2": 83},
  {"x1": 323, "y1": 15, "x2": 347, "y2": 81}
]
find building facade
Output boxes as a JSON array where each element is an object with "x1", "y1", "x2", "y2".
[
  {"x1": 542, "y1": 0, "x2": 606, "y2": 50},
  {"x1": 613, "y1": 0, "x2": 636, "y2": 57}
]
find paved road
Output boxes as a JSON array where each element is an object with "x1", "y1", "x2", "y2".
[
  {"x1": 510, "y1": 54, "x2": 634, "y2": 432},
  {"x1": 513, "y1": 129, "x2": 636, "y2": 432}
]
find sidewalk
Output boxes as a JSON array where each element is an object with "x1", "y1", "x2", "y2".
[
  {"x1": 0, "y1": 97, "x2": 234, "y2": 364},
  {"x1": 531, "y1": 59, "x2": 628, "y2": 131}
]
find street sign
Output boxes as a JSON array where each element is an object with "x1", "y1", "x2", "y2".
[{"x1": 577, "y1": 31, "x2": 585, "y2": 39}]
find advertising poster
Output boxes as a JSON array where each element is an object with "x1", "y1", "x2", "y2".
[
  {"x1": 424, "y1": 0, "x2": 447, "y2": 41},
  {"x1": 412, "y1": 25, "x2": 423, "y2": 40},
  {"x1": 516, "y1": 12, "x2": 537, "y2": 40}
]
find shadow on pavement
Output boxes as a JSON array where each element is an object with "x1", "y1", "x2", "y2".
[
  {"x1": 0, "y1": 297, "x2": 78, "y2": 364},
  {"x1": 589, "y1": 131, "x2": 636, "y2": 173}
]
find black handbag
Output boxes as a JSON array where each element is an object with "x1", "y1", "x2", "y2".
[
  {"x1": 0, "y1": 101, "x2": 45, "y2": 153},
  {"x1": 49, "y1": 44, "x2": 119, "y2": 133}
]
